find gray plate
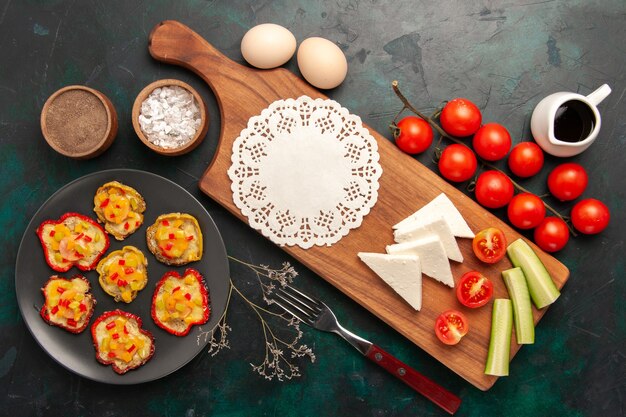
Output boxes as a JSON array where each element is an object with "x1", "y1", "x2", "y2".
[{"x1": 15, "y1": 169, "x2": 230, "y2": 384}]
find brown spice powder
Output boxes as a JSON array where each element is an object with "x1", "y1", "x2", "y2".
[{"x1": 45, "y1": 89, "x2": 109, "y2": 154}]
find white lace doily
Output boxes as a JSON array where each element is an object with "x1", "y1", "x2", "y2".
[{"x1": 228, "y1": 96, "x2": 383, "y2": 248}]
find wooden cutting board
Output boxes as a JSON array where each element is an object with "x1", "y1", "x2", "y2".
[{"x1": 149, "y1": 20, "x2": 569, "y2": 391}]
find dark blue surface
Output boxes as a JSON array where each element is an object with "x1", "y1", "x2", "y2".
[{"x1": 1, "y1": 1, "x2": 624, "y2": 416}]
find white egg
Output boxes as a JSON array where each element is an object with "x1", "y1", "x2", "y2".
[
  {"x1": 241, "y1": 23, "x2": 297, "y2": 69},
  {"x1": 297, "y1": 37, "x2": 348, "y2": 89}
]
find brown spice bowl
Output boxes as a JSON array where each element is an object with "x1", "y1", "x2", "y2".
[
  {"x1": 131, "y1": 79, "x2": 209, "y2": 156},
  {"x1": 41, "y1": 85, "x2": 118, "y2": 159}
]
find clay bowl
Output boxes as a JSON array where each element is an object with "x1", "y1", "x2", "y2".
[
  {"x1": 132, "y1": 79, "x2": 209, "y2": 156},
  {"x1": 41, "y1": 85, "x2": 118, "y2": 159}
]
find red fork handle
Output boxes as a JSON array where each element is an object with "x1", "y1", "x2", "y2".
[{"x1": 366, "y1": 344, "x2": 461, "y2": 415}]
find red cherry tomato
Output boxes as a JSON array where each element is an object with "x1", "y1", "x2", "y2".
[
  {"x1": 534, "y1": 217, "x2": 570, "y2": 252},
  {"x1": 472, "y1": 227, "x2": 507, "y2": 264},
  {"x1": 474, "y1": 170, "x2": 514, "y2": 209},
  {"x1": 394, "y1": 116, "x2": 434, "y2": 154},
  {"x1": 456, "y1": 271, "x2": 494, "y2": 308},
  {"x1": 507, "y1": 193, "x2": 546, "y2": 229},
  {"x1": 571, "y1": 198, "x2": 610, "y2": 234},
  {"x1": 438, "y1": 144, "x2": 477, "y2": 182},
  {"x1": 434, "y1": 309, "x2": 469, "y2": 345},
  {"x1": 508, "y1": 142, "x2": 544, "y2": 178},
  {"x1": 440, "y1": 98, "x2": 482, "y2": 137},
  {"x1": 547, "y1": 163, "x2": 588, "y2": 201},
  {"x1": 472, "y1": 123, "x2": 512, "y2": 161}
]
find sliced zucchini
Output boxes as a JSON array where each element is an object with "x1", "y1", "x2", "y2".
[
  {"x1": 485, "y1": 298, "x2": 513, "y2": 377},
  {"x1": 502, "y1": 267, "x2": 535, "y2": 344},
  {"x1": 506, "y1": 239, "x2": 560, "y2": 309}
]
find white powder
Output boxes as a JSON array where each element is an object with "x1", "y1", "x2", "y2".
[{"x1": 138, "y1": 85, "x2": 202, "y2": 149}]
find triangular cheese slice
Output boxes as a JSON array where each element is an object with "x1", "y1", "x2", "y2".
[
  {"x1": 394, "y1": 217, "x2": 463, "y2": 263},
  {"x1": 358, "y1": 252, "x2": 422, "y2": 311},
  {"x1": 386, "y1": 235, "x2": 454, "y2": 288},
  {"x1": 393, "y1": 193, "x2": 474, "y2": 238}
]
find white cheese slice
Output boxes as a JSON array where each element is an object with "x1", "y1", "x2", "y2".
[
  {"x1": 394, "y1": 217, "x2": 463, "y2": 263},
  {"x1": 386, "y1": 234, "x2": 454, "y2": 288},
  {"x1": 393, "y1": 193, "x2": 474, "y2": 238},
  {"x1": 358, "y1": 252, "x2": 422, "y2": 311}
]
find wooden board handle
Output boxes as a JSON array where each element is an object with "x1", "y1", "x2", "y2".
[
  {"x1": 149, "y1": 20, "x2": 243, "y2": 97},
  {"x1": 148, "y1": 20, "x2": 320, "y2": 116}
]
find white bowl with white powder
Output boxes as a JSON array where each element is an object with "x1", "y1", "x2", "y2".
[{"x1": 132, "y1": 79, "x2": 208, "y2": 155}]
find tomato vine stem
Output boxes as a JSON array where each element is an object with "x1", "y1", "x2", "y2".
[{"x1": 390, "y1": 80, "x2": 577, "y2": 237}]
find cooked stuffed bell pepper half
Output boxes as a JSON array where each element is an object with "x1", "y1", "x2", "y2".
[
  {"x1": 146, "y1": 213, "x2": 203, "y2": 266},
  {"x1": 91, "y1": 310, "x2": 155, "y2": 374},
  {"x1": 151, "y1": 268, "x2": 210, "y2": 336},
  {"x1": 37, "y1": 212, "x2": 109, "y2": 272},
  {"x1": 93, "y1": 181, "x2": 146, "y2": 241},
  {"x1": 96, "y1": 246, "x2": 148, "y2": 303},
  {"x1": 40, "y1": 274, "x2": 96, "y2": 333}
]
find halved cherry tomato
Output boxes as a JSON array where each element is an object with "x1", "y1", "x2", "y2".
[
  {"x1": 434, "y1": 309, "x2": 469, "y2": 345},
  {"x1": 472, "y1": 227, "x2": 507, "y2": 264},
  {"x1": 456, "y1": 271, "x2": 494, "y2": 308}
]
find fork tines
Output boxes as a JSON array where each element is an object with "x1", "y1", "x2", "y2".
[{"x1": 273, "y1": 285, "x2": 322, "y2": 325}]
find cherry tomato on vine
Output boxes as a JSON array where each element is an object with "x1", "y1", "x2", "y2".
[
  {"x1": 507, "y1": 193, "x2": 546, "y2": 229},
  {"x1": 472, "y1": 227, "x2": 507, "y2": 263},
  {"x1": 434, "y1": 309, "x2": 469, "y2": 345},
  {"x1": 438, "y1": 144, "x2": 477, "y2": 182},
  {"x1": 534, "y1": 217, "x2": 570, "y2": 252},
  {"x1": 547, "y1": 163, "x2": 588, "y2": 201},
  {"x1": 394, "y1": 116, "x2": 434, "y2": 154},
  {"x1": 456, "y1": 271, "x2": 494, "y2": 308},
  {"x1": 472, "y1": 123, "x2": 512, "y2": 161},
  {"x1": 440, "y1": 98, "x2": 482, "y2": 137},
  {"x1": 571, "y1": 198, "x2": 610, "y2": 234},
  {"x1": 508, "y1": 142, "x2": 544, "y2": 178},
  {"x1": 474, "y1": 170, "x2": 514, "y2": 209}
]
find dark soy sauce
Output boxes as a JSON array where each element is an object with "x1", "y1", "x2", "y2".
[{"x1": 553, "y1": 100, "x2": 596, "y2": 142}]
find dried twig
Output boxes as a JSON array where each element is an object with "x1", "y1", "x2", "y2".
[{"x1": 200, "y1": 257, "x2": 315, "y2": 381}]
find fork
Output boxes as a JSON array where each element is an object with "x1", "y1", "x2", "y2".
[{"x1": 272, "y1": 285, "x2": 462, "y2": 415}]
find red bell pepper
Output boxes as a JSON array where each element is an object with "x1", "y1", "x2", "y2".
[
  {"x1": 37, "y1": 212, "x2": 110, "y2": 272},
  {"x1": 151, "y1": 268, "x2": 210, "y2": 337},
  {"x1": 91, "y1": 309, "x2": 155, "y2": 375},
  {"x1": 40, "y1": 274, "x2": 95, "y2": 334}
]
